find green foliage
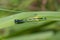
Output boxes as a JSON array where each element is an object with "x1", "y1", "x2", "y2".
[
  {"x1": 0, "y1": 12, "x2": 60, "y2": 40},
  {"x1": 0, "y1": 0, "x2": 60, "y2": 40}
]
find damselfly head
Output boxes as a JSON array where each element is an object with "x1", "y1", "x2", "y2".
[{"x1": 15, "y1": 19, "x2": 25, "y2": 24}]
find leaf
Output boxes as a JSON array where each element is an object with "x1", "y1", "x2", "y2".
[{"x1": 5, "y1": 31, "x2": 54, "y2": 40}]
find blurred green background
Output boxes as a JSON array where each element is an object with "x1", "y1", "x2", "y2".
[{"x1": 0, "y1": 0, "x2": 60, "y2": 40}]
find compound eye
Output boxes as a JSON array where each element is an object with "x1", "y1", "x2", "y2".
[{"x1": 15, "y1": 19, "x2": 25, "y2": 24}]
